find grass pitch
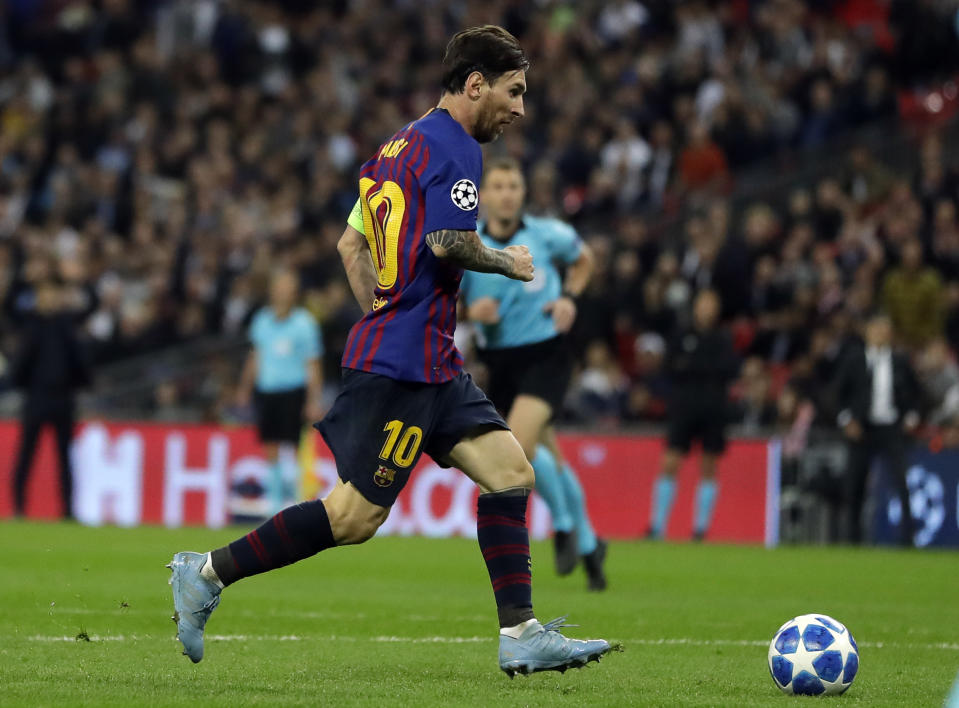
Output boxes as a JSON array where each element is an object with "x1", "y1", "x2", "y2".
[{"x1": 0, "y1": 521, "x2": 956, "y2": 707}]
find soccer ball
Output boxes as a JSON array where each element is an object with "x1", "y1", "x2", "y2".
[{"x1": 767, "y1": 614, "x2": 859, "y2": 696}]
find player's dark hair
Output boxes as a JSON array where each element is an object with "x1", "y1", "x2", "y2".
[{"x1": 441, "y1": 25, "x2": 529, "y2": 94}]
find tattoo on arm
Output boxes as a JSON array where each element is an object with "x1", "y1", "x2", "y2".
[{"x1": 425, "y1": 229, "x2": 514, "y2": 275}]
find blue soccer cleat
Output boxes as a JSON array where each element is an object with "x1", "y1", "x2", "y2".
[
  {"x1": 167, "y1": 551, "x2": 221, "y2": 663},
  {"x1": 498, "y1": 616, "x2": 615, "y2": 677}
]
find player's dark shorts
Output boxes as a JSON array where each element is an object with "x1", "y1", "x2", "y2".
[
  {"x1": 666, "y1": 399, "x2": 727, "y2": 454},
  {"x1": 254, "y1": 387, "x2": 305, "y2": 444},
  {"x1": 476, "y1": 335, "x2": 572, "y2": 419},
  {"x1": 315, "y1": 368, "x2": 508, "y2": 507}
]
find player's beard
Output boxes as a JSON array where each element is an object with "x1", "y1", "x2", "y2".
[{"x1": 474, "y1": 103, "x2": 504, "y2": 144}]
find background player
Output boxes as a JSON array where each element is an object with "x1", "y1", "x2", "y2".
[
  {"x1": 460, "y1": 157, "x2": 607, "y2": 590},
  {"x1": 168, "y1": 25, "x2": 612, "y2": 676},
  {"x1": 647, "y1": 289, "x2": 739, "y2": 541},
  {"x1": 235, "y1": 268, "x2": 324, "y2": 515}
]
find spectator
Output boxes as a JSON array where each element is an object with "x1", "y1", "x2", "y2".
[
  {"x1": 917, "y1": 338, "x2": 959, "y2": 427},
  {"x1": 881, "y1": 238, "x2": 945, "y2": 349},
  {"x1": 732, "y1": 356, "x2": 778, "y2": 434},
  {"x1": 677, "y1": 121, "x2": 729, "y2": 200}
]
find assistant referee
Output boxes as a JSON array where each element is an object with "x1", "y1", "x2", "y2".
[{"x1": 236, "y1": 268, "x2": 324, "y2": 514}]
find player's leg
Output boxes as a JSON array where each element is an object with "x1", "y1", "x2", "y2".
[
  {"x1": 168, "y1": 480, "x2": 386, "y2": 662},
  {"x1": 692, "y1": 416, "x2": 725, "y2": 541},
  {"x1": 11, "y1": 406, "x2": 43, "y2": 517},
  {"x1": 433, "y1": 373, "x2": 613, "y2": 675},
  {"x1": 52, "y1": 400, "x2": 76, "y2": 520},
  {"x1": 692, "y1": 454, "x2": 719, "y2": 541},
  {"x1": 505, "y1": 338, "x2": 581, "y2": 574},
  {"x1": 946, "y1": 669, "x2": 959, "y2": 708},
  {"x1": 253, "y1": 389, "x2": 286, "y2": 514},
  {"x1": 445, "y1": 428, "x2": 612, "y2": 674},
  {"x1": 648, "y1": 448, "x2": 682, "y2": 540},
  {"x1": 506, "y1": 394, "x2": 576, "y2": 573},
  {"x1": 541, "y1": 426, "x2": 607, "y2": 590},
  {"x1": 168, "y1": 370, "x2": 416, "y2": 662}
]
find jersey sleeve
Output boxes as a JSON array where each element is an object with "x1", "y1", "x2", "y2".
[
  {"x1": 347, "y1": 197, "x2": 365, "y2": 234},
  {"x1": 545, "y1": 219, "x2": 583, "y2": 265},
  {"x1": 420, "y1": 138, "x2": 481, "y2": 236}
]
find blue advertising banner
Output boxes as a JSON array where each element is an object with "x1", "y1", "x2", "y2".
[{"x1": 872, "y1": 447, "x2": 959, "y2": 548}]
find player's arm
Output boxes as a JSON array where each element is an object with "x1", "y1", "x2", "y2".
[
  {"x1": 544, "y1": 242, "x2": 595, "y2": 333},
  {"x1": 337, "y1": 223, "x2": 377, "y2": 312},
  {"x1": 425, "y1": 229, "x2": 533, "y2": 281},
  {"x1": 561, "y1": 242, "x2": 594, "y2": 298}
]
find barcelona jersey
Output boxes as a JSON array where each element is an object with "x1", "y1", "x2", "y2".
[{"x1": 343, "y1": 108, "x2": 482, "y2": 383}]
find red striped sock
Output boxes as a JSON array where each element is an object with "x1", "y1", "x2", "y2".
[
  {"x1": 211, "y1": 499, "x2": 335, "y2": 586},
  {"x1": 477, "y1": 490, "x2": 534, "y2": 627}
]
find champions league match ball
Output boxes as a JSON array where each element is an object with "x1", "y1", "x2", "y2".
[{"x1": 767, "y1": 614, "x2": 859, "y2": 696}]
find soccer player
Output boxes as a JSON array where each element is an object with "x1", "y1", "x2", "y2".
[
  {"x1": 460, "y1": 157, "x2": 607, "y2": 590},
  {"x1": 647, "y1": 289, "x2": 738, "y2": 541},
  {"x1": 168, "y1": 26, "x2": 613, "y2": 676},
  {"x1": 235, "y1": 269, "x2": 324, "y2": 515}
]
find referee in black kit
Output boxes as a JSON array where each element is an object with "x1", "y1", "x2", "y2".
[{"x1": 647, "y1": 289, "x2": 739, "y2": 541}]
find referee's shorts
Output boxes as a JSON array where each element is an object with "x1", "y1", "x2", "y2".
[
  {"x1": 476, "y1": 335, "x2": 572, "y2": 420},
  {"x1": 254, "y1": 387, "x2": 306, "y2": 444}
]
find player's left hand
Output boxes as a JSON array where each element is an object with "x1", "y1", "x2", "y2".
[{"x1": 544, "y1": 296, "x2": 577, "y2": 333}]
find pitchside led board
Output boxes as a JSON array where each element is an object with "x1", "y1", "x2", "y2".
[
  {"x1": 0, "y1": 420, "x2": 956, "y2": 548},
  {"x1": 870, "y1": 448, "x2": 959, "y2": 548}
]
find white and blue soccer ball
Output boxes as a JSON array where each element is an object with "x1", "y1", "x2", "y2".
[{"x1": 767, "y1": 614, "x2": 859, "y2": 696}]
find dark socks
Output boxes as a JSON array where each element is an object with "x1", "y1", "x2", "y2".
[
  {"x1": 477, "y1": 488, "x2": 534, "y2": 628},
  {"x1": 211, "y1": 499, "x2": 336, "y2": 587}
]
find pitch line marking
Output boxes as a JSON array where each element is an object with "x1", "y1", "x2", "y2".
[{"x1": 23, "y1": 635, "x2": 959, "y2": 651}]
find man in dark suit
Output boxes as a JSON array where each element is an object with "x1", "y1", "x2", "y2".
[
  {"x1": 8, "y1": 275, "x2": 93, "y2": 519},
  {"x1": 835, "y1": 312, "x2": 920, "y2": 545}
]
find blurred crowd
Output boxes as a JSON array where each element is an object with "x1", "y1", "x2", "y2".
[{"x1": 1, "y1": 0, "x2": 959, "y2": 433}]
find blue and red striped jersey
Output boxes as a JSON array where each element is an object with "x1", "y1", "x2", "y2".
[{"x1": 343, "y1": 108, "x2": 482, "y2": 383}]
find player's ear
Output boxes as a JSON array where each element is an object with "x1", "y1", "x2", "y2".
[{"x1": 465, "y1": 71, "x2": 485, "y2": 101}]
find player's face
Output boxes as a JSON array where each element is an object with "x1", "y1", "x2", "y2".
[
  {"x1": 475, "y1": 70, "x2": 526, "y2": 143},
  {"x1": 481, "y1": 168, "x2": 525, "y2": 222}
]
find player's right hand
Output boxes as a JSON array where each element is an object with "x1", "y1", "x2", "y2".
[{"x1": 504, "y1": 245, "x2": 534, "y2": 281}]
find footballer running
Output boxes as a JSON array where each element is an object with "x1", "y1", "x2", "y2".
[{"x1": 168, "y1": 25, "x2": 615, "y2": 677}]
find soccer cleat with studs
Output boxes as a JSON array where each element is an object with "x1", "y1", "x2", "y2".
[
  {"x1": 167, "y1": 551, "x2": 222, "y2": 663},
  {"x1": 499, "y1": 616, "x2": 619, "y2": 677}
]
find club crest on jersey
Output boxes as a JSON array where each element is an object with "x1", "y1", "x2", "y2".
[
  {"x1": 450, "y1": 179, "x2": 478, "y2": 210},
  {"x1": 374, "y1": 465, "x2": 396, "y2": 487}
]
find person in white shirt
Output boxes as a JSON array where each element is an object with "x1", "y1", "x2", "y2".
[{"x1": 835, "y1": 313, "x2": 921, "y2": 545}]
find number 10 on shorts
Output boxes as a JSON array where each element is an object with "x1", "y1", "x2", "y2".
[{"x1": 379, "y1": 420, "x2": 423, "y2": 467}]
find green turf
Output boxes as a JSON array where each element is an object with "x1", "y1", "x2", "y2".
[{"x1": 0, "y1": 521, "x2": 956, "y2": 707}]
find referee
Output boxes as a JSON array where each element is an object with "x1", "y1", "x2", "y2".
[
  {"x1": 647, "y1": 289, "x2": 738, "y2": 541},
  {"x1": 236, "y1": 269, "x2": 324, "y2": 514}
]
